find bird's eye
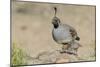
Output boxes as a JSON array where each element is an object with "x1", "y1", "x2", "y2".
[{"x1": 54, "y1": 19, "x2": 57, "y2": 22}]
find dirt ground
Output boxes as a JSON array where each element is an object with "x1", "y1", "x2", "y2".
[{"x1": 11, "y1": 1, "x2": 96, "y2": 64}]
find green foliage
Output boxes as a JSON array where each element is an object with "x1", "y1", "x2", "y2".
[{"x1": 11, "y1": 42, "x2": 27, "y2": 66}]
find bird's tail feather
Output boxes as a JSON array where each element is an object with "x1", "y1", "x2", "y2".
[{"x1": 75, "y1": 36, "x2": 80, "y2": 41}]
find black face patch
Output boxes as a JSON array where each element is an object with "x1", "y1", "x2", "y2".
[
  {"x1": 52, "y1": 17, "x2": 61, "y2": 28},
  {"x1": 53, "y1": 22, "x2": 59, "y2": 28}
]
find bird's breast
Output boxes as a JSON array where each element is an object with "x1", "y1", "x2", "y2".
[{"x1": 52, "y1": 27, "x2": 73, "y2": 44}]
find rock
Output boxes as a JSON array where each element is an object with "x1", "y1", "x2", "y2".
[
  {"x1": 31, "y1": 50, "x2": 70, "y2": 64},
  {"x1": 26, "y1": 44, "x2": 95, "y2": 65}
]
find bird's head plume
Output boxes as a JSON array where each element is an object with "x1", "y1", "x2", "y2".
[
  {"x1": 54, "y1": 7, "x2": 57, "y2": 17},
  {"x1": 52, "y1": 7, "x2": 61, "y2": 28}
]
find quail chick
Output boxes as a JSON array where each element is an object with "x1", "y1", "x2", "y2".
[{"x1": 52, "y1": 7, "x2": 80, "y2": 54}]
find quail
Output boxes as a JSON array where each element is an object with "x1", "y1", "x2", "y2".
[{"x1": 52, "y1": 7, "x2": 80, "y2": 55}]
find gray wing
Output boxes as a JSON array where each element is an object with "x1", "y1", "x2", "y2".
[{"x1": 62, "y1": 24, "x2": 78, "y2": 39}]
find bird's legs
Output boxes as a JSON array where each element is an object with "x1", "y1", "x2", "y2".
[
  {"x1": 66, "y1": 47, "x2": 78, "y2": 55},
  {"x1": 60, "y1": 44, "x2": 70, "y2": 53},
  {"x1": 66, "y1": 42, "x2": 81, "y2": 55},
  {"x1": 60, "y1": 42, "x2": 81, "y2": 56}
]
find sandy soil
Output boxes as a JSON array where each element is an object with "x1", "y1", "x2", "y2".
[{"x1": 11, "y1": 1, "x2": 96, "y2": 64}]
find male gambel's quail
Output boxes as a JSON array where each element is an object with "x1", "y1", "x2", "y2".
[{"x1": 52, "y1": 7, "x2": 80, "y2": 55}]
